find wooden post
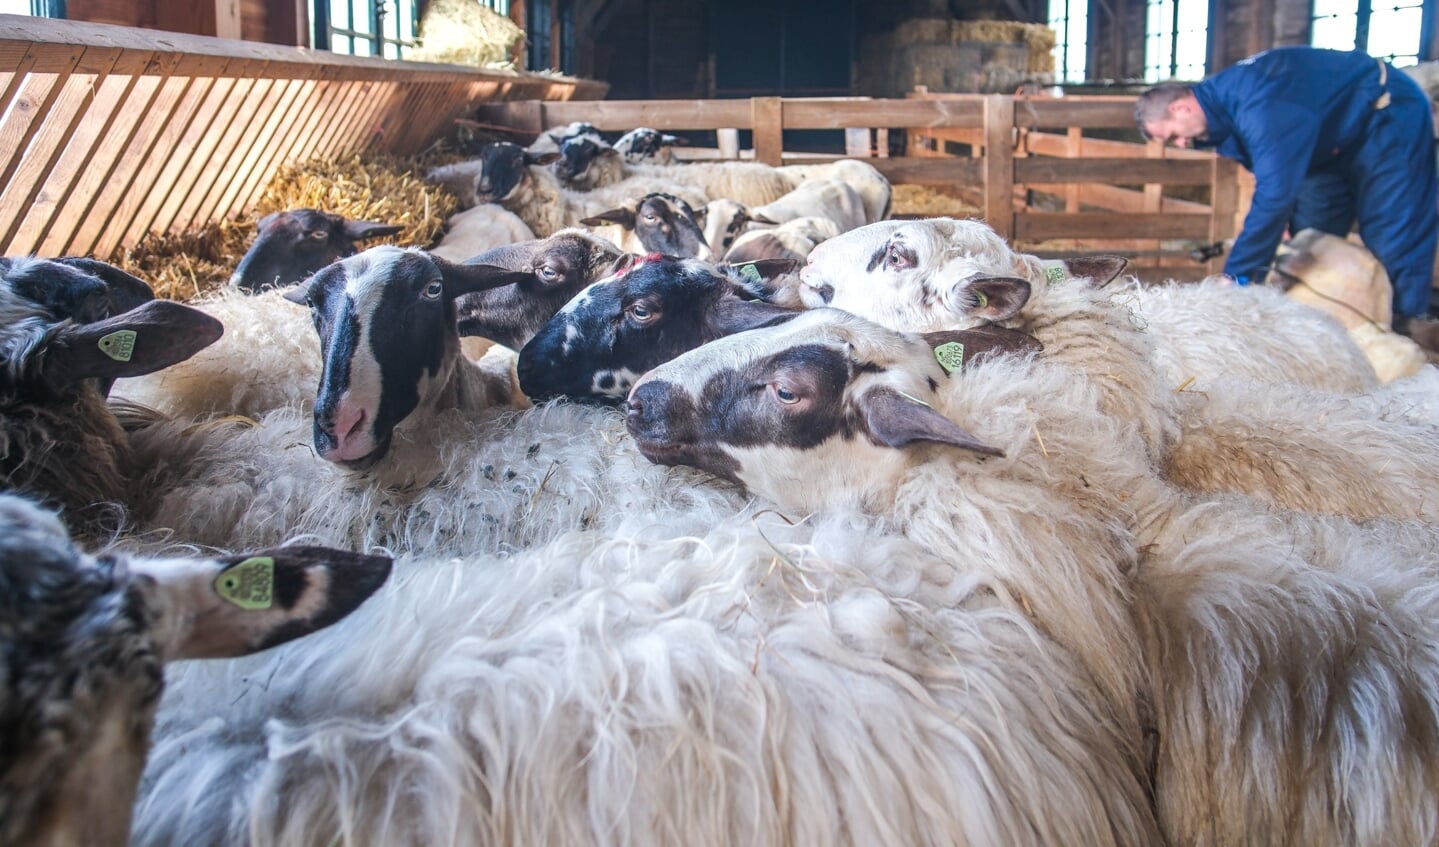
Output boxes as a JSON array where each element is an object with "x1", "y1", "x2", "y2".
[
  {"x1": 717, "y1": 128, "x2": 740, "y2": 159},
  {"x1": 845, "y1": 127, "x2": 870, "y2": 157},
  {"x1": 752, "y1": 96, "x2": 783, "y2": 166},
  {"x1": 1144, "y1": 137, "x2": 1164, "y2": 265},
  {"x1": 983, "y1": 94, "x2": 1015, "y2": 241},
  {"x1": 1065, "y1": 126, "x2": 1081, "y2": 213},
  {"x1": 1209, "y1": 157, "x2": 1239, "y2": 275}
]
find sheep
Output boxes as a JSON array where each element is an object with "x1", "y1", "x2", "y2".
[
  {"x1": 775, "y1": 159, "x2": 893, "y2": 224},
  {"x1": 579, "y1": 192, "x2": 714, "y2": 259},
  {"x1": 700, "y1": 197, "x2": 778, "y2": 257},
  {"x1": 517, "y1": 255, "x2": 800, "y2": 403},
  {"x1": 113, "y1": 230, "x2": 626, "y2": 421},
  {"x1": 547, "y1": 135, "x2": 795, "y2": 206},
  {"x1": 134, "y1": 507, "x2": 1163, "y2": 846},
  {"x1": 426, "y1": 203, "x2": 536, "y2": 263},
  {"x1": 1, "y1": 258, "x2": 224, "y2": 535},
  {"x1": 525, "y1": 120, "x2": 604, "y2": 155},
  {"x1": 790, "y1": 218, "x2": 1439, "y2": 522},
  {"x1": 747, "y1": 178, "x2": 872, "y2": 230},
  {"x1": 724, "y1": 216, "x2": 842, "y2": 264},
  {"x1": 0, "y1": 491, "x2": 391, "y2": 847},
  {"x1": 613, "y1": 126, "x2": 685, "y2": 163},
  {"x1": 443, "y1": 142, "x2": 706, "y2": 237},
  {"x1": 625, "y1": 306, "x2": 1439, "y2": 847},
  {"x1": 1269, "y1": 227, "x2": 1430, "y2": 382},
  {"x1": 229, "y1": 209, "x2": 403, "y2": 293}
]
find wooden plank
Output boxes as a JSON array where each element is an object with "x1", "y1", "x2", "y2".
[
  {"x1": 854, "y1": 156, "x2": 983, "y2": 185},
  {"x1": 1024, "y1": 130, "x2": 1214, "y2": 160},
  {"x1": 1026, "y1": 183, "x2": 1213, "y2": 215},
  {"x1": 0, "y1": 51, "x2": 112, "y2": 254},
  {"x1": 1014, "y1": 212, "x2": 1213, "y2": 240},
  {"x1": 70, "y1": 55, "x2": 203, "y2": 257},
  {"x1": 983, "y1": 94, "x2": 1015, "y2": 239},
  {"x1": 0, "y1": 54, "x2": 81, "y2": 197},
  {"x1": 1065, "y1": 127, "x2": 1080, "y2": 213},
  {"x1": 284, "y1": 68, "x2": 349, "y2": 164},
  {"x1": 144, "y1": 71, "x2": 255, "y2": 238},
  {"x1": 783, "y1": 98, "x2": 984, "y2": 129},
  {"x1": 190, "y1": 71, "x2": 290, "y2": 228},
  {"x1": 1013, "y1": 157, "x2": 1215, "y2": 185},
  {"x1": 213, "y1": 76, "x2": 308, "y2": 221},
  {"x1": 1012, "y1": 98, "x2": 1139, "y2": 130},
  {"x1": 524, "y1": 99, "x2": 753, "y2": 130},
  {"x1": 110, "y1": 65, "x2": 235, "y2": 249},
  {"x1": 8, "y1": 60, "x2": 133, "y2": 256},
  {"x1": 222, "y1": 76, "x2": 318, "y2": 218},
  {"x1": 752, "y1": 97, "x2": 783, "y2": 167},
  {"x1": 875, "y1": 128, "x2": 889, "y2": 159},
  {"x1": 295, "y1": 77, "x2": 367, "y2": 162}
]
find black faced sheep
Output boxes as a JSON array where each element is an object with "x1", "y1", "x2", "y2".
[
  {"x1": 0, "y1": 491, "x2": 390, "y2": 846},
  {"x1": 230, "y1": 209, "x2": 403, "y2": 293}
]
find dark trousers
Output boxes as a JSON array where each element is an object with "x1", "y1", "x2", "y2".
[{"x1": 1290, "y1": 76, "x2": 1438, "y2": 320}]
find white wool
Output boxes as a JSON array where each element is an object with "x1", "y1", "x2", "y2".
[
  {"x1": 135, "y1": 510, "x2": 1159, "y2": 846},
  {"x1": 111, "y1": 289, "x2": 321, "y2": 419},
  {"x1": 504, "y1": 168, "x2": 704, "y2": 237},
  {"x1": 747, "y1": 179, "x2": 869, "y2": 232},
  {"x1": 629, "y1": 160, "x2": 795, "y2": 206},
  {"x1": 775, "y1": 159, "x2": 892, "y2": 223},
  {"x1": 429, "y1": 205, "x2": 536, "y2": 263},
  {"x1": 726, "y1": 216, "x2": 842, "y2": 262},
  {"x1": 1347, "y1": 322, "x2": 1429, "y2": 384}
]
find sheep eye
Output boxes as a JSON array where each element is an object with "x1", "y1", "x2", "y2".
[
  {"x1": 537, "y1": 265, "x2": 561, "y2": 281},
  {"x1": 308, "y1": 230, "x2": 329, "y2": 241},
  {"x1": 642, "y1": 213, "x2": 658, "y2": 224},
  {"x1": 422, "y1": 280, "x2": 444, "y2": 299},
  {"x1": 627, "y1": 302, "x2": 658, "y2": 323},
  {"x1": 884, "y1": 244, "x2": 913, "y2": 270},
  {"x1": 774, "y1": 386, "x2": 800, "y2": 405}
]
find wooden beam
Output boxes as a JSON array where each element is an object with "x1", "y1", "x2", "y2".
[
  {"x1": 1014, "y1": 212, "x2": 1213, "y2": 240},
  {"x1": 1014, "y1": 157, "x2": 1215, "y2": 184}
]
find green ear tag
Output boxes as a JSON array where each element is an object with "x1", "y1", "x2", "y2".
[
  {"x1": 97, "y1": 330, "x2": 137, "y2": 362},
  {"x1": 1045, "y1": 265, "x2": 1066, "y2": 285},
  {"x1": 934, "y1": 341, "x2": 965, "y2": 374},
  {"x1": 736, "y1": 263, "x2": 763, "y2": 284},
  {"x1": 214, "y1": 556, "x2": 275, "y2": 610}
]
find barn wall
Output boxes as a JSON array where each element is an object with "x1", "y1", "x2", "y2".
[{"x1": 64, "y1": 0, "x2": 304, "y2": 43}]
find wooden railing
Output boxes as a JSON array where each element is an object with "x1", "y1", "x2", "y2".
[
  {"x1": 477, "y1": 93, "x2": 1247, "y2": 280},
  {"x1": 0, "y1": 15, "x2": 606, "y2": 259}
]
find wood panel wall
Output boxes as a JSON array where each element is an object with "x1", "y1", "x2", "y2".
[{"x1": 0, "y1": 14, "x2": 606, "y2": 259}]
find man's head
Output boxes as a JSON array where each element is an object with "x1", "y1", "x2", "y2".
[{"x1": 1135, "y1": 83, "x2": 1207, "y2": 148}]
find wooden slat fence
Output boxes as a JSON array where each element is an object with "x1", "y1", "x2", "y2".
[
  {"x1": 476, "y1": 92, "x2": 1246, "y2": 281},
  {"x1": 0, "y1": 14, "x2": 607, "y2": 259}
]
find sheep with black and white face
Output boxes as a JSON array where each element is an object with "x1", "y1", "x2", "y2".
[
  {"x1": 0, "y1": 492, "x2": 391, "y2": 847},
  {"x1": 229, "y1": 209, "x2": 403, "y2": 294}
]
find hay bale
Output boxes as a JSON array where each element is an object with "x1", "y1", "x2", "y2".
[
  {"x1": 406, "y1": 0, "x2": 525, "y2": 70},
  {"x1": 112, "y1": 152, "x2": 461, "y2": 301},
  {"x1": 891, "y1": 184, "x2": 982, "y2": 218}
]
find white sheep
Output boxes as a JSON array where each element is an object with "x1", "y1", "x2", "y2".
[
  {"x1": 427, "y1": 203, "x2": 536, "y2": 263},
  {"x1": 0, "y1": 492, "x2": 390, "y2": 846},
  {"x1": 626, "y1": 306, "x2": 1439, "y2": 847},
  {"x1": 724, "y1": 216, "x2": 842, "y2": 263},
  {"x1": 792, "y1": 218, "x2": 1439, "y2": 522},
  {"x1": 135, "y1": 507, "x2": 1162, "y2": 846},
  {"x1": 776, "y1": 159, "x2": 893, "y2": 223}
]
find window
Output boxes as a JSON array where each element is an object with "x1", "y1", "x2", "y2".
[
  {"x1": 1145, "y1": 0, "x2": 1209, "y2": 81},
  {"x1": 1311, "y1": 0, "x2": 1422, "y2": 66},
  {"x1": 312, "y1": 0, "x2": 420, "y2": 59},
  {"x1": 1048, "y1": 0, "x2": 1088, "y2": 82},
  {"x1": 527, "y1": 0, "x2": 575, "y2": 73},
  {"x1": 0, "y1": 1, "x2": 63, "y2": 15}
]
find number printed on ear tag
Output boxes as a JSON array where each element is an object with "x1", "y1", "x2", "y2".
[
  {"x1": 215, "y1": 557, "x2": 275, "y2": 610},
  {"x1": 98, "y1": 330, "x2": 137, "y2": 362},
  {"x1": 1045, "y1": 265, "x2": 1066, "y2": 285},
  {"x1": 934, "y1": 341, "x2": 964, "y2": 374}
]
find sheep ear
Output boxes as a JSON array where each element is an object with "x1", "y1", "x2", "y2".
[
  {"x1": 860, "y1": 387, "x2": 1003, "y2": 457},
  {"x1": 43, "y1": 300, "x2": 223, "y2": 385},
  {"x1": 921, "y1": 325, "x2": 1042, "y2": 374},
  {"x1": 54, "y1": 258, "x2": 155, "y2": 314},
  {"x1": 342, "y1": 220, "x2": 404, "y2": 242},
  {"x1": 526, "y1": 151, "x2": 562, "y2": 167},
  {"x1": 965, "y1": 276, "x2": 1030, "y2": 321},
  {"x1": 281, "y1": 279, "x2": 313, "y2": 305},
  {"x1": 134, "y1": 546, "x2": 392, "y2": 661},
  {"x1": 580, "y1": 208, "x2": 637, "y2": 231},
  {"x1": 709, "y1": 296, "x2": 799, "y2": 335},
  {"x1": 1061, "y1": 256, "x2": 1129, "y2": 286},
  {"x1": 434, "y1": 258, "x2": 535, "y2": 297}
]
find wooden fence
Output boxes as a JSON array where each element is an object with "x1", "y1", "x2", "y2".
[
  {"x1": 476, "y1": 93, "x2": 1249, "y2": 280},
  {"x1": 0, "y1": 14, "x2": 606, "y2": 260}
]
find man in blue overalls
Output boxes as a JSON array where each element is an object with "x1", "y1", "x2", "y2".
[{"x1": 1136, "y1": 46, "x2": 1439, "y2": 353}]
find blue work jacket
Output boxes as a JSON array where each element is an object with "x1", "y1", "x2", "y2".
[{"x1": 1192, "y1": 47, "x2": 1387, "y2": 280}]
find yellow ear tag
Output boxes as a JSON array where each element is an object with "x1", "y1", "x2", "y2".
[
  {"x1": 933, "y1": 341, "x2": 964, "y2": 374},
  {"x1": 736, "y1": 263, "x2": 763, "y2": 284},
  {"x1": 98, "y1": 330, "x2": 137, "y2": 362},
  {"x1": 1045, "y1": 265, "x2": 1066, "y2": 285},
  {"x1": 214, "y1": 556, "x2": 275, "y2": 610}
]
